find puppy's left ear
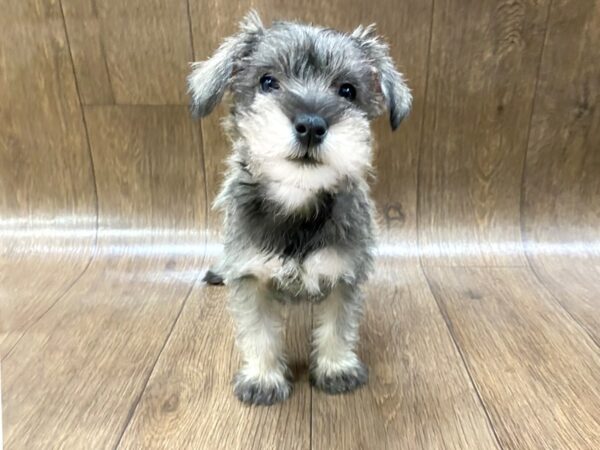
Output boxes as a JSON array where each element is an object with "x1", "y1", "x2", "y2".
[
  {"x1": 188, "y1": 10, "x2": 264, "y2": 117},
  {"x1": 352, "y1": 25, "x2": 412, "y2": 130}
]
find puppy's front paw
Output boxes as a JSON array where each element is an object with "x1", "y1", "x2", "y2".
[
  {"x1": 305, "y1": 280, "x2": 333, "y2": 303},
  {"x1": 310, "y1": 360, "x2": 368, "y2": 395},
  {"x1": 270, "y1": 263, "x2": 303, "y2": 298},
  {"x1": 233, "y1": 372, "x2": 292, "y2": 406}
]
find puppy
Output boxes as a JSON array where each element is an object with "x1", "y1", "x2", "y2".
[{"x1": 188, "y1": 11, "x2": 411, "y2": 405}]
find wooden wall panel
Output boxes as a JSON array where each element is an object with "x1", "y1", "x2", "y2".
[
  {"x1": 196, "y1": 107, "x2": 230, "y2": 233},
  {"x1": 189, "y1": 0, "x2": 432, "y2": 244},
  {"x1": 522, "y1": 0, "x2": 600, "y2": 255},
  {"x1": 0, "y1": 0, "x2": 97, "y2": 357},
  {"x1": 0, "y1": 0, "x2": 96, "y2": 245},
  {"x1": 521, "y1": 0, "x2": 600, "y2": 349},
  {"x1": 84, "y1": 106, "x2": 207, "y2": 243},
  {"x1": 59, "y1": 0, "x2": 115, "y2": 104},
  {"x1": 418, "y1": 0, "x2": 551, "y2": 266},
  {"x1": 62, "y1": 0, "x2": 193, "y2": 105}
]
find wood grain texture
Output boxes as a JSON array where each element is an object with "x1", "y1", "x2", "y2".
[
  {"x1": 425, "y1": 266, "x2": 600, "y2": 449},
  {"x1": 84, "y1": 106, "x2": 206, "y2": 237},
  {"x1": 528, "y1": 262, "x2": 600, "y2": 348},
  {"x1": 3, "y1": 106, "x2": 208, "y2": 449},
  {"x1": 418, "y1": 0, "x2": 551, "y2": 266},
  {"x1": 196, "y1": 106, "x2": 231, "y2": 232},
  {"x1": 0, "y1": 0, "x2": 96, "y2": 246},
  {"x1": 62, "y1": 0, "x2": 193, "y2": 105},
  {"x1": 521, "y1": 0, "x2": 600, "y2": 255},
  {"x1": 0, "y1": 359, "x2": 3, "y2": 447},
  {"x1": 521, "y1": 0, "x2": 600, "y2": 354},
  {"x1": 312, "y1": 261, "x2": 500, "y2": 450},
  {"x1": 117, "y1": 265, "x2": 311, "y2": 449},
  {"x1": 189, "y1": 0, "x2": 431, "y2": 244},
  {"x1": 59, "y1": 0, "x2": 115, "y2": 104},
  {"x1": 0, "y1": 0, "x2": 97, "y2": 358},
  {"x1": 3, "y1": 0, "x2": 600, "y2": 448},
  {"x1": 0, "y1": 255, "x2": 92, "y2": 358},
  {"x1": 2, "y1": 255, "x2": 200, "y2": 449}
]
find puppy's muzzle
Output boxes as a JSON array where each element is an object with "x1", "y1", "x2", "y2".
[{"x1": 293, "y1": 114, "x2": 328, "y2": 147}]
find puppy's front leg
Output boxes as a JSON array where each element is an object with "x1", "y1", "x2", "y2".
[
  {"x1": 229, "y1": 277, "x2": 292, "y2": 405},
  {"x1": 310, "y1": 282, "x2": 368, "y2": 394}
]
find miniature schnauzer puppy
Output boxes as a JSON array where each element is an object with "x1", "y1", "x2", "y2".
[{"x1": 188, "y1": 11, "x2": 411, "y2": 405}]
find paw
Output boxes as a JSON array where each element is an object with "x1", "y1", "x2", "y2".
[
  {"x1": 306, "y1": 291, "x2": 328, "y2": 303},
  {"x1": 306, "y1": 281, "x2": 333, "y2": 303},
  {"x1": 306, "y1": 291, "x2": 329, "y2": 304},
  {"x1": 271, "y1": 264, "x2": 303, "y2": 293},
  {"x1": 310, "y1": 360, "x2": 368, "y2": 395},
  {"x1": 233, "y1": 372, "x2": 292, "y2": 406}
]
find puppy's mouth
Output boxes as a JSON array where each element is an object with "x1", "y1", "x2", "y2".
[
  {"x1": 287, "y1": 154, "x2": 320, "y2": 165},
  {"x1": 287, "y1": 145, "x2": 323, "y2": 165}
]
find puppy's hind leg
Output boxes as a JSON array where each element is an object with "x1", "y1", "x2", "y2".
[
  {"x1": 229, "y1": 277, "x2": 292, "y2": 405},
  {"x1": 310, "y1": 283, "x2": 368, "y2": 394}
]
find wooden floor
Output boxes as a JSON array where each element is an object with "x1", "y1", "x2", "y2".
[{"x1": 1, "y1": 247, "x2": 600, "y2": 449}]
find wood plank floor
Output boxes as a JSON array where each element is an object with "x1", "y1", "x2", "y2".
[
  {"x1": 2, "y1": 252, "x2": 202, "y2": 449},
  {"x1": 2, "y1": 252, "x2": 600, "y2": 449},
  {"x1": 424, "y1": 266, "x2": 600, "y2": 449}
]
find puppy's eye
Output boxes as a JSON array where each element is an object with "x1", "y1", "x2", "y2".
[
  {"x1": 260, "y1": 74, "x2": 280, "y2": 92},
  {"x1": 338, "y1": 83, "x2": 356, "y2": 101}
]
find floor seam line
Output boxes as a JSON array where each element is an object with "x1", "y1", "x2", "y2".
[
  {"x1": 3, "y1": 250, "x2": 97, "y2": 362},
  {"x1": 419, "y1": 266, "x2": 505, "y2": 450},
  {"x1": 414, "y1": 0, "x2": 436, "y2": 260},
  {"x1": 58, "y1": 0, "x2": 100, "y2": 250},
  {"x1": 523, "y1": 260, "x2": 600, "y2": 350},
  {"x1": 112, "y1": 245, "x2": 208, "y2": 449},
  {"x1": 112, "y1": 269, "x2": 203, "y2": 449}
]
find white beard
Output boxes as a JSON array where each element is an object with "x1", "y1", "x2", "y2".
[{"x1": 237, "y1": 94, "x2": 373, "y2": 213}]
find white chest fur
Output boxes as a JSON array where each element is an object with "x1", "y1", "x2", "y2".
[
  {"x1": 300, "y1": 247, "x2": 353, "y2": 292},
  {"x1": 231, "y1": 246, "x2": 354, "y2": 296}
]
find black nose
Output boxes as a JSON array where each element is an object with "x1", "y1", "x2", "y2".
[{"x1": 293, "y1": 114, "x2": 328, "y2": 146}]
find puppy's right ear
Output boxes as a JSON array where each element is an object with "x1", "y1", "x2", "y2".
[{"x1": 188, "y1": 11, "x2": 264, "y2": 117}]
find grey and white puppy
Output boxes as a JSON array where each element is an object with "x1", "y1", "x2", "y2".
[{"x1": 188, "y1": 11, "x2": 411, "y2": 405}]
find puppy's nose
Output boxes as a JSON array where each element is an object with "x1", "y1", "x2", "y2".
[{"x1": 293, "y1": 114, "x2": 328, "y2": 146}]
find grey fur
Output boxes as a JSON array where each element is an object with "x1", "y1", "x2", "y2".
[
  {"x1": 219, "y1": 173, "x2": 374, "y2": 267},
  {"x1": 187, "y1": 11, "x2": 265, "y2": 117},
  {"x1": 310, "y1": 282, "x2": 368, "y2": 394},
  {"x1": 351, "y1": 24, "x2": 412, "y2": 129},
  {"x1": 233, "y1": 371, "x2": 293, "y2": 406},
  {"x1": 188, "y1": 12, "x2": 411, "y2": 127},
  {"x1": 188, "y1": 11, "x2": 411, "y2": 405}
]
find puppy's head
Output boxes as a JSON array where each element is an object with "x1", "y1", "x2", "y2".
[{"x1": 188, "y1": 11, "x2": 411, "y2": 210}]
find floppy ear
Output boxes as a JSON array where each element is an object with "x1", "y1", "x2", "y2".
[
  {"x1": 351, "y1": 24, "x2": 412, "y2": 130},
  {"x1": 187, "y1": 10, "x2": 264, "y2": 117}
]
